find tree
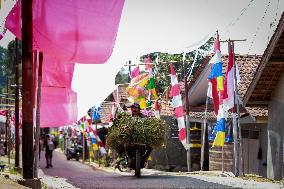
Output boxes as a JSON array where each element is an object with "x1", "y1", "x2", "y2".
[
  {"x1": 0, "y1": 46, "x2": 8, "y2": 90},
  {"x1": 0, "y1": 40, "x2": 22, "y2": 94},
  {"x1": 115, "y1": 67, "x2": 129, "y2": 85},
  {"x1": 139, "y1": 37, "x2": 214, "y2": 95}
]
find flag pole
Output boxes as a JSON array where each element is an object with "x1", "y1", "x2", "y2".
[
  {"x1": 34, "y1": 52, "x2": 43, "y2": 178},
  {"x1": 231, "y1": 41, "x2": 244, "y2": 176},
  {"x1": 230, "y1": 40, "x2": 239, "y2": 177},
  {"x1": 222, "y1": 145, "x2": 224, "y2": 173},
  {"x1": 201, "y1": 96, "x2": 208, "y2": 171},
  {"x1": 183, "y1": 52, "x2": 191, "y2": 172}
]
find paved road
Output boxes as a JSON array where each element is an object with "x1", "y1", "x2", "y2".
[{"x1": 39, "y1": 150, "x2": 238, "y2": 189}]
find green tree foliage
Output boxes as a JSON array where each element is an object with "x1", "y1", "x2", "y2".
[
  {"x1": 115, "y1": 67, "x2": 129, "y2": 85},
  {"x1": 0, "y1": 40, "x2": 22, "y2": 94},
  {"x1": 0, "y1": 46, "x2": 8, "y2": 90},
  {"x1": 140, "y1": 37, "x2": 214, "y2": 95}
]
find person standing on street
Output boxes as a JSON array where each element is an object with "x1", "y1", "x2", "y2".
[{"x1": 44, "y1": 134, "x2": 56, "y2": 168}]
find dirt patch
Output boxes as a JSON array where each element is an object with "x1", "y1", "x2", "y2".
[{"x1": 0, "y1": 176, "x2": 30, "y2": 189}]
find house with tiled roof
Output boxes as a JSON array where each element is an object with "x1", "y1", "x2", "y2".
[
  {"x1": 243, "y1": 12, "x2": 284, "y2": 180},
  {"x1": 186, "y1": 53, "x2": 270, "y2": 176}
]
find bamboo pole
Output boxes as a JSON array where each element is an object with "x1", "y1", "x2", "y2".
[
  {"x1": 14, "y1": 37, "x2": 20, "y2": 169},
  {"x1": 201, "y1": 96, "x2": 208, "y2": 170},
  {"x1": 183, "y1": 53, "x2": 191, "y2": 172},
  {"x1": 34, "y1": 52, "x2": 43, "y2": 178},
  {"x1": 232, "y1": 41, "x2": 244, "y2": 177},
  {"x1": 222, "y1": 146, "x2": 224, "y2": 173}
]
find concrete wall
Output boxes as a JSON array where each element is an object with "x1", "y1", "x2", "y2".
[
  {"x1": 267, "y1": 74, "x2": 284, "y2": 180},
  {"x1": 148, "y1": 116, "x2": 187, "y2": 171}
]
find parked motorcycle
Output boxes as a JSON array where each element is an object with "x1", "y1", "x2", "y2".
[{"x1": 66, "y1": 144, "x2": 81, "y2": 161}]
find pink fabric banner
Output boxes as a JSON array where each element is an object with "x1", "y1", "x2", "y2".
[
  {"x1": 42, "y1": 55, "x2": 75, "y2": 88},
  {"x1": 4, "y1": 1, "x2": 21, "y2": 39},
  {"x1": 131, "y1": 66, "x2": 140, "y2": 78},
  {"x1": 40, "y1": 87, "x2": 77, "y2": 128},
  {"x1": 170, "y1": 84, "x2": 181, "y2": 97},
  {"x1": 5, "y1": 1, "x2": 125, "y2": 127},
  {"x1": 6, "y1": 0, "x2": 124, "y2": 63}
]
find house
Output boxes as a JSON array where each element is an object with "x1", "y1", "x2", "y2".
[
  {"x1": 186, "y1": 53, "x2": 270, "y2": 176},
  {"x1": 243, "y1": 12, "x2": 284, "y2": 180}
]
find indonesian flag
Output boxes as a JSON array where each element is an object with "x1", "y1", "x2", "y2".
[
  {"x1": 222, "y1": 42, "x2": 241, "y2": 111},
  {"x1": 222, "y1": 42, "x2": 234, "y2": 111},
  {"x1": 170, "y1": 64, "x2": 186, "y2": 147}
]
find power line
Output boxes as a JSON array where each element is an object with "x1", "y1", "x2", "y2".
[
  {"x1": 248, "y1": 0, "x2": 271, "y2": 54},
  {"x1": 224, "y1": 0, "x2": 256, "y2": 34}
]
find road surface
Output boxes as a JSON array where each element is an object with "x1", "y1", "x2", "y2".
[{"x1": 39, "y1": 150, "x2": 238, "y2": 189}]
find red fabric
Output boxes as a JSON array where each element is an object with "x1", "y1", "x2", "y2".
[
  {"x1": 209, "y1": 78, "x2": 219, "y2": 116},
  {"x1": 170, "y1": 84, "x2": 181, "y2": 97},
  {"x1": 178, "y1": 128, "x2": 186, "y2": 141},
  {"x1": 214, "y1": 33, "x2": 220, "y2": 53},
  {"x1": 222, "y1": 43, "x2": 233, "y2": 99},
  {"x1": 169, "y1": 63, "x2": 176, "y2": 75},
  {"x1": 145, "y1": 56, "x2": 152, "y2": 70},
  {"x1": 174, "y1": 106, "x2": 184, "y2": 118}
]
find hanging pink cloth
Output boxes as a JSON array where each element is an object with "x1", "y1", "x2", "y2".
[
  {"x1": 6, "y1": 0, "x2": 125, "y2": 63},
  {"x1": 4, "y1": 1, "x2": 21, "y2": 39},
  {"x1": 40, "y1": 87, "x2": 77, "y2": 128},
  {"x1": 42, "y1": 55, "x2": 74, "y2": 88},
  {"x1": 5, "y1": 0, "x2": 125, "y2": 127}
]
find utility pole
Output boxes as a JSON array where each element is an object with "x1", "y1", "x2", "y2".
[
  {"x1": 22, "y1": 0, "x2": 34, "y2": 179},
  {"x1": 34, "y1": 52, "x2": 43, "y2": 178},
  {"x1": 14, "y1": 37, "x2": 20, "y2": 169},
  {"x1": 183, "y1": 54, "x2": 191, "y2": 172}
]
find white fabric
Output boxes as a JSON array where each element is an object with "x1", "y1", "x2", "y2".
[
  {"x1": 207, "y1": 81, "x2": 213, "y2": 98},
  {"x1": 223, "y1": 67, "x2": 235, "y2": 111},
  {"x1": 170, "y1": 75, "x2": 179, "y2": 85},
  {"x1": 154, "y1": 111, "x2": 160, "y2": 119},
  {"x1": 217, "y1": 105, "x2": 228, "y2": 120},
  {"x1": 177, "y1": 116, "x2": 185, "y2": 130},
  {"x1": 209, "y1": 50, "x2": 222, "y2": 64},
  {"x1": 172, "y1": 95, "x2": 183, "y2": 108}
]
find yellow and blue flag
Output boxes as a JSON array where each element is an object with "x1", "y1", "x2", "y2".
[{"x1": 212, "y1": 118, "x2": 226, "y2": 147}]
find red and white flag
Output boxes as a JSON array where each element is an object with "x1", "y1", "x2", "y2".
[
  {"x1": 170, "y1": 64, "x2": 186, "y2": 147},
  {"x1": 222, "y1": 42, "x2": 240, "y2": 111}
]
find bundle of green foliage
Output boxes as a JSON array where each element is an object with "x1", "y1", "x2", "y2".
[{"x1": 107, "y1": 112, "x2": 167, "y2": 155}]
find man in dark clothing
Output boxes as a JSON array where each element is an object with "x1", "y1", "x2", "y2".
[{"x1": 44, "y1": 134, "x2": 56, "y2": 168}]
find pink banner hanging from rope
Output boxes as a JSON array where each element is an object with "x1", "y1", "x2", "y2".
[
  {"x1": 6, "y1": 0, "x2": 125, "y2": 63},
  {"x1": 40, "y1": 87, "x2": 77, "y2": 128},
  {"x1": 42, "y1": 55, "x2": 74, "y2": 88}
]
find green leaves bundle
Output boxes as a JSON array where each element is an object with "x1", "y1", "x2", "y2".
[{"x1": 107, "y1": 112, "x2": 167, "y2": 154}]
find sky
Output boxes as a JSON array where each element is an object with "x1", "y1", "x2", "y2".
[{"x1": 1, "y1": 0, "x2": 284, "y2": 119}]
